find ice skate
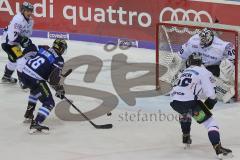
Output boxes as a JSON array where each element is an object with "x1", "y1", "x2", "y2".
[
  {"x1": 29, "y1": 120, "x2": 49, "y2": 134},
  {"x1": 23, "y1": 106, "x2": 35, "y2": 123},
  {"x1": 1, "y1": 76, "x2": 17, "y2": 84},
  {"x1": 183, "y1": 134, "x2": 192, "y2": 149},
  {"x1": 214, "y1": 143, "x2": 233, "y2": 159}
]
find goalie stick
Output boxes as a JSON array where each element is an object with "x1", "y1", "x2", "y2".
[{"x1": 64, "y1": 96, "x2": 113, "y2": 129}]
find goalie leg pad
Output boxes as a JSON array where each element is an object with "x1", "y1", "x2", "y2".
[
  {"x1": 215, "y1": 77, "x2": 235, "y2": 103},
  {"x1": 219, "y1": 59, "x2": 234, "y2": 82}
]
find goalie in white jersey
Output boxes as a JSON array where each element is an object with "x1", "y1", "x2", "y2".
[
  {"x1": 180, "y1": 28, "x2": 237, "y2": 103},
  {"x1": 179, "y1": 28, "x2": 235, "y2": 77},
  {"x1": 1, "y1": 2, "x2": 34, "y2": 83},
  {"x1": 170, "y1": 52, "x2": 232, "y2": 159}
]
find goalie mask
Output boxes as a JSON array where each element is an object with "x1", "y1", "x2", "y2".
[
  {"x1": 199, "y1": 28, "x2": 214, "y2": 48},
  {"x1": 52, "y1": 38, "x2": 68, "y2": 56},
  {"x1": 187, "y1": 52, "x2": 202, "y2": 66}
]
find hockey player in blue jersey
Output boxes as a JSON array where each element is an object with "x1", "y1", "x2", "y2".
[{"x1": 21, "y1": 38, "x2": 67, "y2": 133}]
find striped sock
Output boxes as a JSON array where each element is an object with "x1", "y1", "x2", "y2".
[
  {"x1": 28, "y1": 94, "x2": 38, "y2": 106},
  {"x1": 35, "y1": 106, "x2": 51, "y2": 124}
]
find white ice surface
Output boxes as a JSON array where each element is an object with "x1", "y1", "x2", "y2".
[{"x1": 0, "y1": 38, "x2": 239, "y2": 160}]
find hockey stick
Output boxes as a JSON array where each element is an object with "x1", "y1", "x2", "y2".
[
  {"x1": 61, "y1": 69, "x2": 72, "y2": 78},
  {"x1": 64, "y1": 96, "x2": 113, "y2": 129}
]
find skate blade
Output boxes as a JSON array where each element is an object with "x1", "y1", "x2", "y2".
[
  {"x1": 21, "y1": 88, "x2": 29, "y2": 92},
  {"x1": 164, "y1": 93, "x2": 170, "y2": 96},
  {"x1": 23, "y1": 118, "x2": 32, "y2": 124},
  {"x1": 184, "y1": 144, "x2": 191, "y2": 150},
  {"x1": 217, "y1": 153, "x2": 233, "y2": 160},
  {"x1": 29, "y1": 128, "x2": 50, "y2": 135},
  {"x1": 0, "y1": 81, "x2": 17, "y2": 84}
]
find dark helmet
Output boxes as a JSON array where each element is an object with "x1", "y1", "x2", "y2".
[
  {"x1": 187, "y1": 52, "x2": 202, "y2": 66},
  {"x1": 199, "y1": 28, "x2": 214, "y2": 48},
  {"x1": 21, "y1": 2, "x2": 34, "y2": 12},
  {"x1": 52, "y1": 38, "x2": 68, "y2": 55}
]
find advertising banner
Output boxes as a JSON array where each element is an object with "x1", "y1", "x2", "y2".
[{"x1": 1, "y1": 0, "x2": 240, "y2": 47}]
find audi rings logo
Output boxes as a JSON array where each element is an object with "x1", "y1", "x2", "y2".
[{"x1": 159, "y1": 7, "x2": 213, "y2": 23}]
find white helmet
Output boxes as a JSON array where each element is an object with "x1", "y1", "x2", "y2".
[{"x1": 21, "y1": 2, "x2": 34, "y2": 13}]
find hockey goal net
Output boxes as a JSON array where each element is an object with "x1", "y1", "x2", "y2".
[{"x1": 156, "y1": 21, "x2": 240, "y2": 101}]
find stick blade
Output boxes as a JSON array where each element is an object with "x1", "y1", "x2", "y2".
[
  {"x1": 62, "y1": 69, "x2": 72, "y2": 77},
  {"x1": 94, "y1": 124, "x2": 113, "y2": 129}
]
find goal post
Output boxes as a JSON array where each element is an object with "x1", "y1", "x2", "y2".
[{"x1": 156, "y1": 21, "x2": 240, "y2": 101}]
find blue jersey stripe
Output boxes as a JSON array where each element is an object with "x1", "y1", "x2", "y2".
[{"x1": 39, "y1": 48, "x2": 56, "y2": 64}]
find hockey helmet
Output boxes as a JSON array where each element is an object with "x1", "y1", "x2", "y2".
[
  {"x1": 187, "y1": 52, "x2": 202, "y2": 66},
  {"x1": 21, "y1": 2, "x2": 34, "y2": 12},
  {"x1": 199, "y1": 28, "x2": 214, "y2": 48},
  {"x1": 52, "y1": 39, "x2": 68, "y2": 55}
]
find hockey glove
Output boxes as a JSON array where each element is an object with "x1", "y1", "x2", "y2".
[
  {"x1": 20, "y1": 36, "x2": 32, "y2": 48},
  {"x1": 55, "y1": 85, "x2": 65, "y2": 99},
  {"x1": 204, "y1": 98, "x2": 217, "y2": 110}
]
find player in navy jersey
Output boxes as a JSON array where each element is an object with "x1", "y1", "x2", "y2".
[{"x1": 21, "y1": 38, "x2": 67, "y2": 133}]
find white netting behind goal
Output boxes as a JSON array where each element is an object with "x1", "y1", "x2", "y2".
[{"x1": 156, "y1": 21, "x2": 240, "y2": 101}]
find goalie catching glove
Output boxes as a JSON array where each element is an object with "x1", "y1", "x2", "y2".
[{"x1": 214, "y1": 59, "x2": 236, "y2": 103}]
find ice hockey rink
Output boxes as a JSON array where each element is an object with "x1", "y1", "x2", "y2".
[{"x1": 0, "y1": 37, "x2": 240, "y2": 160}]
